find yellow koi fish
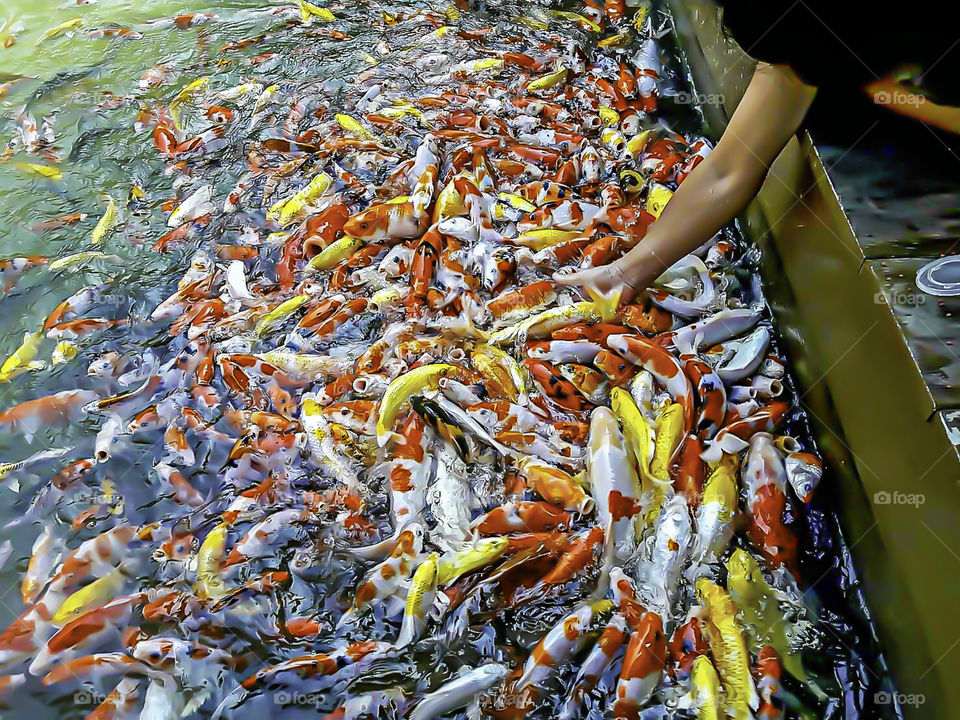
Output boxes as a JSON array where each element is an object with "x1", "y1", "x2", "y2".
[
  {"x1": 253, "y1": 295, "x2": 309, "y2": 338},
  {"x1": 472, "y1": 344, "x2": 528, "y2": 402},
  {"x1": 685, "y1": 655, "x2": 722, "y2": 720},
  {"x1": 260, "y1": 349, "x2": 351, "y2": 378},
  {"x1": 194, "y1": 522, "x2": 229, "y2": 601},
  {"x1": 38, "y1": 18, "x2": 82, "y2": 43},
  {"x1": 496, "y1": 192, "x2": 537, "y2": 213},
  {"x1": 90, "y1": 196, "x2": 119, "y2": 245},
  {"x1": 267, "y1": 172, "x2": 333, "y2": 227},
  {"x1": 0, "y1": 329, "x2": 44, "y2": 382},
  {"x1": 52, "y1": 340, "x2": 78, "y2": 365},
  {"x1": 599, "y1": 106, "x2": 621, "y2": 127},
  {"x1": 489, "y1": 294, "x2": 618, "y2": 347},
  {"x1": 451, "y1": 58, "x2": 504, "y2": 75},
  {"x1": 170, "y1": 77, "x2": 210, "y2": 130},
  {"x1": 626, "y1": 130, "x2": 653, "y2": 160},
  {"x1": 13, "y1": 162, "x2": 62, "y2": 181},
  {"x1": 610, "y1": 387, "x2": 657, "y2": 487},
  {"x1": 433, "y1": 178, "x2": 468, "y2": 221},
  {"x1": 527, "y1": 67, "x2": 569, "y2": 92},
  {"x1": 511, "y1": 228, "x2": 583, "y2": 251},
  {"x1": 650, "y1": 403, "x2": 683, "y2": 480},
  {"x1": 48, "y1": 251, "x2": 121, "y2": 271},
  {"x1": 646, "y1": 183, "x2": 674, "y2": 218},
  {"x1": 52, "y1": 568, "x2": 125, "y2": 626},
  {"x1": 599, "y1": 32, "x2": 632, "y2": 49},
  {"x1": 696, "y1": 578, "x2": 759, "y2": 720},
  {"x1": 335, "y1": 113, "x2": 377, "y2": 140},
  {"x1": 436, "y1": 537, "x2": 509, "y2": 586},
  {"x1": 306, "y1": 235, "x2": 361, "y2": 272},
  {"x1": 376, "y1": 364, "x2": 459, "y2": 444},
  {"x1": 299, "y1": 0, "x2": 335, "y2": 22},
  {"x1": 726, "y1": 548, "x2": 827, "y2": 699},
  {"x1": 397, "y1": 552, "x2": 439, "y2": 647},
  {"x1": 552, "y1": 10, "x2": 602, "y2": 32}
]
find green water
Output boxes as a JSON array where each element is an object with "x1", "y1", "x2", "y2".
[
  {"x1": 0, "y1": 2, "x2": 412, "y2": 715},
  {"x1": 0, "y1": 6, "x2": 371, "y2": 716}
]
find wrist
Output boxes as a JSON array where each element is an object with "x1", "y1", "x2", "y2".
[
  {"x1": 610, "y1": 261, "x2": 639, "y2": 290},
  {"x1": 620, "y1": 243, "x2": 669, "y2": 288},
  {"x1": 615, "y1": 247, "x2": 655, "y2": 288}
]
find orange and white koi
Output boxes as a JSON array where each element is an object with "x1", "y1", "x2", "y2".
[
  {"x1": 517, "y1": 457, "x2": 594, "y2": 513},
  {"x1": 0, "y1": 389, "x2": 98, "y2": 439},
  {"x1": 588, "y1": 406, "x2": 642, "y2": 564},
  {"x1": 22, "y1": 525, "x2": 63, "y2": 605},
  {"x1": 557, "y1": 612, "x2": 629, "y2": 720},
  {"x1": 613, "y1": 609, "x2": 666, "y2": 718},
  {"x1": 1, "y1": 256, "x2": 48, "y2": 293},
  {"x1": 754, "y1": 646, "x2": 785, "y2": 719},
  {"x1": 487, "y1": 281, "x2": 557, "y2": 324},
  {"x1": 473, "y1": 501, "x2": 572, "y2": 535},
  {"x1": 558, "y1": 362, "x2": 608, "y2": 404},
  {"x1": 740, "y1": 433, "x2": 801, "y2": 579},
  {"x1": 516, "y1": 599, "x2": 613, "y2": 692},
  {"x1": 30, "y1": 593, "x2": 142, "y2": 675},
  {"x1": 701, "y1": 401, "x2": 789, "y2": 462},
  {"x1": 680, "y1": 343, "x2": 726, "y2": 440},
  {"x1": 524, "y1": 358, "x2": 590, "y2": 412}
]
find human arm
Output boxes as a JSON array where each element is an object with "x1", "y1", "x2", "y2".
[
  {"x1": 864, "y1": 74, "x2": 960, "y2": 135},
  {"x1": 554, "y1": 62, "x2": 818, "y2": 302}
]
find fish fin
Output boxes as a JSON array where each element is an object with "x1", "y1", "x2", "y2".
[
  {"x1": 181, "y1": 687, "x2": 212, "y2": 717},
  {"x1": 429, "y1": 590, "x2": 451, "y2": 623},
  {"x1": 586, "y1": 284, "x2": 621, "y2": 322},
  {"x1": 673, "y1": 330, "x2": 703, "y2": 357},
  {"x1": 748, "y1": 672, "x2": 760, "y2": 710},
  {"x1": 465, "y1": 695, "x2": 482, "y2": 720}
]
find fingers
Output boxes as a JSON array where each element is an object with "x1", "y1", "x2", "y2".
[{"x1": 552, "y1": 270, "x2": 585, "y2": 286}]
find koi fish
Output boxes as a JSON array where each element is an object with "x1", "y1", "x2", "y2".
[
  {"x1": 726, "y1": 548, "x2": 825, "y2": 698},
  {"x1": 397, "y1": 552, "x2": 439, "y2": 647},
  {"x1": 410, "y1": 664, "x2": 508, "y2": 720},
  {"x1": 696, "y1": 578, "x2": 759, "y2": 720},
  {"x1": 0, "y1": 329, "x2": 45, "y2": 382},
  {"x1": 741, "y1": 433, "x2": 801, "y2": 579},
  {"x1": 588, "y1": 406, "x2": 642, "y2": 564},
  {"x1": 614, "y1": 609, "x2": 666, "y2": 718},
  {"x1": 516, "y1": 599, "x2": 613, "y2": 692}
]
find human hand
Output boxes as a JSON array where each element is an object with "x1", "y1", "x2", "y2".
[{"x1": 553, "y1": 259, "x2": 644, "y2": 305}]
